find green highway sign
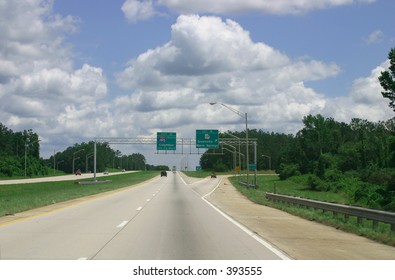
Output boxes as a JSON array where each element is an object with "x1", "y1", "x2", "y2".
[
  {"x1": 196, "y1": 129, "x2": 219, "y2": 148},
  {"x1": 249, "y1": 164, "x2": 257, "y2": 170},
  {"x1": 157, "y1": 132, "x2": 176, "y2": 150}
]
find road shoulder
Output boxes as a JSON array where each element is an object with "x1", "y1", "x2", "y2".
[{"x1": 206, "y1": 177, "x2": 395, "y2": 260}]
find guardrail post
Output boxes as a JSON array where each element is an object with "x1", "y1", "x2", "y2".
[{"x1": 344, "y1": 214, "x2": 349, "y2": 223}]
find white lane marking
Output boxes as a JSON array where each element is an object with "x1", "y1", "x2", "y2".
[
  {"x1": 136, "y1": 206, "x2": 143, "y2": 211},
  {"x1": 201, "y1": 178, "x2": 291, "y2": 260},
  {"x1": 78, "y1": 257, "x2": 88, "y2": 260},
  {"x1": 146, "y1": 198, "x2": 151, "y2": 202},
  {"x1": 117, "y1": 221, "x2": 128, "y2": 228}
]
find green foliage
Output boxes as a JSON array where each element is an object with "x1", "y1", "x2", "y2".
[
  {"x1": 379, "y1": 47, "x2": 395, "y2": 112},
  {"x1": 277, "y1": 163, "x2": 300, "y2": 180},
  {"x1": 0, "y1": 123, "x2": 44, "y2": 178},
  {"x1": 46, "y1": 142, "x2": 148, "y2": 174}
]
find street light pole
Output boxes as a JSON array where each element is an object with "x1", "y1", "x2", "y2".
[
  {"x1": 262, "y1": 154, "x2": 272, "y2": 170},
  {"x1": 223, "y1": 131, "x2": 241, "y2": 173},
  {"x1": 72, "y1": 149, "x2": 85, "y2": 174},
  {"x1": 210, "y1": 103, "x2": 250, "y2": 188}
]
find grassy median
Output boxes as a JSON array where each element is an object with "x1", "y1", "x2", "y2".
[{"x1": 0, "y1": 171, "x2": 158, "y2": 217}]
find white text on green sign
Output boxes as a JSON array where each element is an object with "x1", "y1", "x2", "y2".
[
  {"x1": 157, "y1": 132, "x2": 176, "y2": 150},
  {"x1": 196, "y1": 129, "x2": 219, "y2": 148}
]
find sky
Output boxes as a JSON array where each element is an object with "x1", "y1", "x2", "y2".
[{"x1": 0, "y1": 0, "x2": 394, "y2": 169}]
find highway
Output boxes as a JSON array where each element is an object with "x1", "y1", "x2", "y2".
[{"x1": 0, "y1": 172, "x2": 286, "y2": 260}]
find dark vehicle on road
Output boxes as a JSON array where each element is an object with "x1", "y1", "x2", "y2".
[
  {"x1": 161, "y1": 171, "x2": 167, "y2": 177},
  {"x1": 75, "y1": 169, "x2": 81, "y2": 176},
  {"x1": 211, "y1": 173, "x2": 216, "y2": 178}
]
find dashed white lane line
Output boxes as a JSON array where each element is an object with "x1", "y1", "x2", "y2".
[
  {"x1": 117, "y1": 221, "x2": 128, "y2": 228},
  {"x1": 136, "y1": 206, "x2": 143, "y2": 211},
  {"x1": 146, "y1": 198, "x2": 151, "y2": 202}
]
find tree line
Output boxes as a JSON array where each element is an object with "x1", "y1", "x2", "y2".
[
  {"x1": 200, "y1": 115, "x2": 395, "y2": 211},
  {"x1": 0, "y1": 123, "x2": 43, "y2": 177},
  {"x1": 0, "y1": 124, "x2": 166, "y2": 177},
  {"x1": 46, "y1": 142, "x2": 148, "y2": 174}
]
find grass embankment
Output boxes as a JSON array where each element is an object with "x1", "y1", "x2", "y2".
[
  {"x1": 185, "y1": 171, "x2": 395, "y2": 246},
  {"x1": 0, "y1": 171, "x2": 158, "y2": 216}
]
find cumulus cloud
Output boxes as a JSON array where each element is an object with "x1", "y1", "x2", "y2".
[
  {"x1": 1, "y1": 1, "x2": 391, "y2": 162},
  {"x1": 0, "y1": 0, "x2": 109, "y2": 150},
  {"x1": 327, "y1": 61, "x2": 393, "y2": 122},
  {"x1": 116, "y1": 15, "x2": 342, "y2": 135},
  {"x1": 365, "y1": 30, "x2": 384, "y2": 44},
  {"x1": 121, "y1": 0, "x2": 156, "y2": 22}
]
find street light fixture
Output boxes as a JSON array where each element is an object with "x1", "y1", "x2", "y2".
[{"x1": 210, "y1": 102, "x2": 251, "y2": 188}]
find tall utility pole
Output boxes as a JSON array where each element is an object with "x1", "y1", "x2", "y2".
[{"x1": 210, "y1": 103, "x2": 251, "y2": 188}]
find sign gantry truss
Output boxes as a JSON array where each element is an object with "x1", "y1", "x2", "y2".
[
  {"x1": 94, "y1": 137, "x2": 256, "y2": 146},
  {"x1": 92, "y1": 137, "x2": 257, "y2": 181}
]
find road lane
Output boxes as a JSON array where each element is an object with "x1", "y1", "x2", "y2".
[
  {"x1": 90, "y1": 174, "x2": 283, "y2": 260},
  {"x1": 0, "y1": 176, "x2": 163, "y2": 259},
  {"x1": 0, "y1": 172, "x2": 286, "y2": 260}
]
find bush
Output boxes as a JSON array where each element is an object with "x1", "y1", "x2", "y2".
[
  {"x1": 278, "y1": 163, "x2": 301, "y2": 180},
  {"x1": 307, "y1": 175, "x2": 331, "y2": 191},
  {"x1": 353, "y1": 183, "x2": 385, "y2": 209}
]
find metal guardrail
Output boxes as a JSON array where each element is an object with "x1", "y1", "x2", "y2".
[{"x1": 266, "y1": 192, "x2": 395, "y2": 232}]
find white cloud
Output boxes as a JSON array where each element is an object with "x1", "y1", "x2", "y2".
[
  {"x1": 0, "y1": 0, "x2": 109, "y2": 152},
  {"x1": 154, "y1": 0, "x2": 377, "y2": 15},
  {"x1": 121, "y1": 0, "x2": 377, "y2": 21},
  {"x1": 365, "y1": 30, "x2": 384, "y2": 44},
  {"x1": 121, "y1": 0, "x2": 156, "y2": 22},
  {"x1": 1, "y1": 1, "x2": 392, "y2": 164},
  {"x1": 327, "y1": 61, "x2": 393, "y2": 122},
  {"x1": 116, "y1": 15, "x2": 341, "y2": 135}
]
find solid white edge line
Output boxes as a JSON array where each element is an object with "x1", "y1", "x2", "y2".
[
  {"x1": 202, "y1": 178, "x2": 292, "y2": 260},
  {"x1": 116, "y1": 221, "x2": 128, "y2": 228}
]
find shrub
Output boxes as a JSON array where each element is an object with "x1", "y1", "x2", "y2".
[{"x1": 278, "y1": 163, "x2": 301, "y2": 180}]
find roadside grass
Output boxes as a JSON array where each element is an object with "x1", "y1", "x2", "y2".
[
  {"x1": 0, "y1": 171, "x2": 158, "y2": 217},
  {"x1": 223, "y1": 174, "x2": 395, "y2": 246}
]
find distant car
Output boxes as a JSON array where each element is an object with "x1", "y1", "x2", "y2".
[
  {"x1": 104, "y1": 170, "x2": 109, "y2": 175},
  {"x1": 122, "y1": 169, "x2": 125, "y2": 172},
  {"x1": 211, "y1": 173, "x2": 216, "y2": 178},
  {"x1": 75, "y1": 169, "x2": 81, "y2": 176},
  {"x1": 161, "y1": 171, "x2": 167, "y2": 177}
]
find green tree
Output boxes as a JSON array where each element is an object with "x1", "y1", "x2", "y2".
[{"x1": 379, "y1": 47, "x2": 395, "y2": 112}]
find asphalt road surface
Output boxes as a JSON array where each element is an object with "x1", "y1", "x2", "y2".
[{"x1": 0, "y1": 172, "x2": 287, "y2": 260}]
